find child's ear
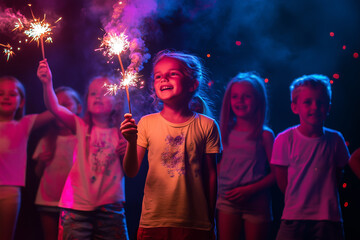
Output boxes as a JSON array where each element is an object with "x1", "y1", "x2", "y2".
[
  {"x1": 189, "y1": 80, "x2": 199, "y2": 92},
  {"x1": 291, "y1": 101, "x2": 298, "y2": 114}
]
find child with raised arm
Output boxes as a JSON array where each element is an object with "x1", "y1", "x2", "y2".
[
  {"x1": 271, "y1": 74, "x2": 350, "y2": 240},
  {"x1": 32, "y1": 86, "x2": 82, "y2": 240},
  {"x1": 217, "y1": 72, "x2": 275, "y2": 240},
  {"x1": 120, "y1": 50, "x2": 222, "y2": 240},
  {"x1": 37, "y1": 60, "x2": 129, "y2": 240},
  {"x1": 0, "y1": 76, "x2": 53, "y2": 240}
]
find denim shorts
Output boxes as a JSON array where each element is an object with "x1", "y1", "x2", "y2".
[{"x1": 59, "y1": 202, "x2": 129, "y2": 240}]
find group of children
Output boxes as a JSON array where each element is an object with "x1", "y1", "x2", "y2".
[{"x1": 0, "y1": 49, "x2": 358, "y2": 240}]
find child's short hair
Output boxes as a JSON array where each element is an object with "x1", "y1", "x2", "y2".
[
  {"x1": 0, "y1": 76, "x2": 26, "y2": 120},
  {"x1": 290, "y1": 74, "x2": 332, "y2": 104}
]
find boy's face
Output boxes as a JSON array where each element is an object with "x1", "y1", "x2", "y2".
[{"x1": 291, "y1": 86, "x2": 330, "y2": 128}]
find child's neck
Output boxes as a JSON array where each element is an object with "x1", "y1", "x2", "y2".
[
  {"x1": 297, "y1": 124, "x2": 324, "y2": 138},
  {"x1": 160, "y1": 105, "x2": 193, "y2": 123},
  {"x1": 233, "y1": 117, "x2": 255, "y2": 132},
  {"x1": 0, "y1": 113, "x2": 15, "y2": 122},
  {"x1": 91, "y1": 114, "x2": 110, "y2": 128}
]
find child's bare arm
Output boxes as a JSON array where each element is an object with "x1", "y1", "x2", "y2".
[
  {"x1": 272, "y1": 165, "x2": 288, "y2": 194},
  {"x1": 349, "y1": 148, "x2": 360, "y2": 179},
  {"x1": 37, "y1": 59, "x2": 76, "y2": 133},
  {"x1": 202, "y1": 153, "x2": 218, "y2": 227},
  {"x1": 120, "y1": 114, "x2": 146, "y2": 177}
]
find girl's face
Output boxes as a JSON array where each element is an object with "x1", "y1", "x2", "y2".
[
  {"x1": 87, "y1": 78, "x2": 115, "y2": 116},
  {"x1": 57, "y1": 91, "x2": 80, "y2": 115},
  {"x1": 0, "y1": 80, "x2": 23, "y2": 118},
  {"x1": 230, "y1": 81, "x2": 257, "y2": 120},
  {"x1": 153, "y1": 58, "x2": 192, "y2": 104}
]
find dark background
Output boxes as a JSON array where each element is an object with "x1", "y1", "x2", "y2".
[{"x1": 1, "y1": 0, "x2": 360, "y2": 239}]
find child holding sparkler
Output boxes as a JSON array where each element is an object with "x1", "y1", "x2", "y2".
[
  {"x1": 0, "y1": 76, "x2": 53, "y2": 240},
  {"x1": 120, "y1": 50, "x2": 222, "y2": 240},
  {"x1": 37, "y1": 60, "x2": 129, "y2": 240},
  {"x1": 32, "y1": 86, "x2": 82, "y2": 240},
  {"x1": 271, "y1": 74, "x2": 350, "y2": 240},
  {"x1": 216, "y1": 72, "x2": 275, "y2": 240}
]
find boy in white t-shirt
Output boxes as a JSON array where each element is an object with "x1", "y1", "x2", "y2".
[{"x1": 271, "y1": 74, "x2": 350, "y2": 240}]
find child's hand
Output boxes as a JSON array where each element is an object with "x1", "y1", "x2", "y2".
[
  {"x1": 37, "y1": 151, "x2": 53, "y2": 166},
  {"x1": 224, "y1": 185, "x2": 255, "y2": 204},
  {"x1": 37, "y1": 59, "x2": 52, "y2": 84},
  {"x1": 120, "y1": 113, "x2": 138, "y2": 143}
]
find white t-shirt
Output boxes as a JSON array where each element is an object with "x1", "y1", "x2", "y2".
[
  {"x1": 271, "y1": 126, "x2": 350, "y2": 221},
  {"x1": 59, "y1": 116, "x2": 125, "y2": 211},
  {"x1": 137, "y1": 113, "x2": 222, "y2": 230},
  {"x1": 0, "y1": 115, "x2": 37, "y2": 186},
  {"x1": 33, "y1": 135, "x2": 77, "y2": 206}
]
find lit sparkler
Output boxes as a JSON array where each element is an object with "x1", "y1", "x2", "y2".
[
  {"x1": 13, "y1": 4, "x2": 61, "y2": 59},
  {"x1": 102, "y1": 71, "x2": 139, "y2": 114},
  {"x1": 97, "y1": 30, "x2": 137, "y2": 113},
  {"x1": 0, "y1": 43, "x2": 15, "y2": 61}
]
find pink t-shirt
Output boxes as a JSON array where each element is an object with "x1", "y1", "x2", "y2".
[
  {"x1": 0, "y1": 115, "x2": 37, "y2": 187},
  {"x1": 271, "y1": 126, "x2": 349, "y2": 221}
]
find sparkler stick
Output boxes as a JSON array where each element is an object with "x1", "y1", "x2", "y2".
[
  {"x1": 40, "y1": 35, "x2": 45, "y2": 59},
  {"x1": 116, "y1": 53, "x2": 132, "y2": 113},
  {"x1": 97, "y1": 31, "x2": 134, "y2": 113}
]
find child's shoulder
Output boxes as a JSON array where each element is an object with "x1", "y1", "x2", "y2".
[
  {"x1": 275, "y1": 125, "x2": 298, "y2": 138},
  {"x1": 323, "y1": 127, "x2": 346, "y2": 140}
]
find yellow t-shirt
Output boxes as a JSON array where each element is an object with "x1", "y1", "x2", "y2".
[{"x1": 137, "y1": 112, "x2": 221, "y2": 230}]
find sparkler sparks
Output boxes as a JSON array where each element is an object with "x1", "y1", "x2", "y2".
[
  {"x1": 103, "y1": 71, "x2": 139, "y2": 96},
  {"x1": 12, "y1": 4, "x2": 62, "y2": 59},
  {"x1": 0, "y1": 43, "x2": 15, "y2": 61},
  {"x1": 97, "y1": 31, "x2": 130, "y2": 59}
]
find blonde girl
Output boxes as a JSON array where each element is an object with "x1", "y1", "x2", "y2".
[
  {"x1": 217, "y1": 72, "x2": 275, "y2": 240},
  {"x1": 37, "y1": 60, "x2": 129, "y2": 240},
  {"x1": 0, "y1": 76, "x2": 52, "y2": 240},
  {"x1": 120, "y1": 50, "x2": 222, "y2": 240}
]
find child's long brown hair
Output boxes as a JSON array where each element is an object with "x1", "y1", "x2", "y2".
[{"x1": 220, "y1": 72, "x2": 269, "y2": 145}]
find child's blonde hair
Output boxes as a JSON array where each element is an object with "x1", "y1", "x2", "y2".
[
  {"x1": 150, "y1": 50, "x2": 213, "y2": 113},
  {"x1": 290, "y1": 74, "x2": 332, "y2": 104},
  {"x1": 0, "y1": 76, "x2": 26, "y2": 120},
  {"x1": 83, "y1": 76, "x2": 123, "y2": 128},
  {"x1": 220, "y1": 72, "x2": 268, "y2": 144}
]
